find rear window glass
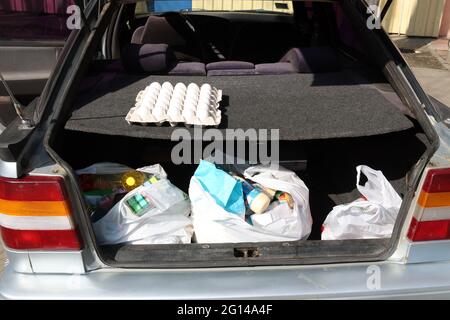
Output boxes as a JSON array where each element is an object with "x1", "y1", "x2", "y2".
[
  {"x1": 135, "y1": 0, "x2": 294, "y2": 15},
  {"x1": 0, "y1": 0, "x2": 75, "y2": 41}
]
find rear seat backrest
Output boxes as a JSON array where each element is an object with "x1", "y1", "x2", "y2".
[
  {"x1": 131, "y1": 26, "x2": 145, "y2": 44},
  {"x1": 138, "y1": 15, "x2": 187, "y2": 46},
  {"x1": 206, "y1": 47, "x2": 340, "y2": 76},
  {"x1": 286, "y1": 47, "x2": 340, "y2": 73},
  {"x1": 121, "y1": 43, "x2": 206, "y2": 76},
  {"x1": 121, "y1": 43, "x2": 175, "y2": 74},
  {"x1": 121, "y1": 42, "x2": 338, "y2": 77}
]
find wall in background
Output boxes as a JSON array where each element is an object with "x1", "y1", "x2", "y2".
[
  {"x1": 439, "y1": 0, "x2": 450, "y2": 38},
  {"x1": 136, "y1": 0, "x2": 294, "y2": 14},
  {"x1": 192, "y1": 0, "x2": 293, "y2": 13},
  {"x1": 381, "y1": 0, "x2": 447, "y2": 37}
]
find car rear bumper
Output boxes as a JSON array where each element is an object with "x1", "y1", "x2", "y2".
[{"x1": 1, "y1": 260, "x2": 450, "y2": 299}]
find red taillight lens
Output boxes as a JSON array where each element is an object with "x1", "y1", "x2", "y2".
[
  {"x1": 0, "y1": 176, "x2": 66, "y2": 201},
  {"x1": 421, "y1": 168, "x2": 450, "y2": 193},
  {"x1": 0, "y1": 227, "x2": 81, "y2": 250},
  {"x1": 407, "y1": 217, "x2": 450, "y2": 242},
  {"x1": 0, "y1": 175, "x2": 81, "y2": 250},
  {"x1": 408, "y1": 168, "x2": 450, "y2": 242}
]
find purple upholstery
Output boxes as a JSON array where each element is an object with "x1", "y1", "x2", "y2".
[
  {"x1": 168, "y1": 62, "x2": 206, "y2": 76},
  {"x1": 131, "y1": 26, "x2": 145, "y2": 44},
  {"x1": 121, "y1": 43, "x2": 206, "y2": 75},
  {"x1": 206, "y1": 60, "x2": 256, "y2": 76},
  {"x1": 207, "y1": 69, "x2": 257, "y2": 76},
  {"x1": 206, "y1": 61, "x2": 255, "y2": 71},
  {"x1": 255, "y1": 62, "x2": 297, "y2": 75},
  {"x1": 281, "y1": 47, "x2": 340, "y2": 73},
  {"x1": 140, "y1": 15, "x2": 186, "y2": 46},
  {"x1": 121, "y1": 42, "x2": 339, "y2": 76},
  {"x1": 121, "y1": 43, "x2": 175, "y2": 74}
]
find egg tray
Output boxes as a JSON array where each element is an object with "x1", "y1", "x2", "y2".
[{"x1": 126, "y1": 82, "x2": 222, "y2": 127}]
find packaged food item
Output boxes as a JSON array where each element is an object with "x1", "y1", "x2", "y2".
[
  {"x1": 190, "y1": 161, "x2": 313, "y2": 243},
  {"x1": 121, "y1": 170, "x2": 159, "y2": 191},
  {"x1": 256, "y1": 185, "x2": 277, "y2": 200},
  {"x1": 94, "y1": 176, "x2": 193, "y2": 245},
  {"x1": 125, "y1": 192, "x2": 155, "y2": 216},
  {"x1": 274, "y1": 191, "x2": 295, "y2": 209},
  {"x1": 77, "y1": 163, "x2": 163, "y2": 221},
  {"x1": 231, "y1": 174, "x2": 271, "y2": 214}
]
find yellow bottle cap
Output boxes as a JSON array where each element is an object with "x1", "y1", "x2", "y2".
[{"x1": 125, "y1": 176, "x2": 136, "y2": 187}]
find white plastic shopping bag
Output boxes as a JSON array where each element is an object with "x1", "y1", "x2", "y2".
[
  {"x1": 321, "y1": 165, "x2": 402, "y2": 240},
  {"x1": 190, "y1": 163, "x2": 312, "y2": 243},
  {"x1": 93, "y1": 165, "x2": 193, "y2": 245}
]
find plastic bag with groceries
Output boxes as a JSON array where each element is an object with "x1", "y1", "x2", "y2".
[
  {"x1": 189, "y1": 160, "x2": 313, "y2": 243},
  {"x1": 321, "y1": 165, "x2": 402, "y2": 240}
]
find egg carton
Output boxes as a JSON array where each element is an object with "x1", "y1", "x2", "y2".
[{"x1": 126, "y1": 82, "x2": 222, "y2": 127}]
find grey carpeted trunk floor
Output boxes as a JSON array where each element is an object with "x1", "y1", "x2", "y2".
[{"x1": 66, "y1": 70, "x2": 413, "y2": 140}]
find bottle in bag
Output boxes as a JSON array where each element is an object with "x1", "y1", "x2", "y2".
[{"x1": 231, "y1": 174, "x2": 271, "y2": 214}]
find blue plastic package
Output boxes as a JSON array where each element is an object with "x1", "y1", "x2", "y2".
[{"x1": 193, "y1": 160, "x2": 245, "y2": 215}]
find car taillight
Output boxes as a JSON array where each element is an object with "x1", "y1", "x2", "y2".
[
  {"x1": 0, "y1": 175, "x2": 81, "y2": 250},
  {"x1": 407, "y1": 168, "x2": 450, "y2": 242}
]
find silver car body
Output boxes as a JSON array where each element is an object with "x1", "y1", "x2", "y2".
[{"x1": 1, "y1": 0, "x2": 450, "y2": 299}]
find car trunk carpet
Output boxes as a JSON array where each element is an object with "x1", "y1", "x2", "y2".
[{"x1": 65, "y1": 71, "x2": 414, "y2": 140}]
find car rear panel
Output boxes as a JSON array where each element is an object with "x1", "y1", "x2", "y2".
[{"x1": 2, "y1": 260, "x2": 450, "y2": 299}]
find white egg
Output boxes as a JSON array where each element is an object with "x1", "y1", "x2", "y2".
[
  {"x1": 170, "y1": 97, "x2": 183, "y2": 109},
  {"x1": 197, "y1": 107, "x2": 209, "y2": 121},
  {"x1": 147, "y1": 91, "x2": 160, "y2": 104},
  {"x1": 161, "y1": 82, "x2": 173, "y2": 92},
  {"x1": 168, "y1": 107, "x2": 181, "y2": 120},
  {"x1": 185, "y1": 92, "x2": 198, "y2": 103},
  {"x1": 159, "y1": 88, "x2": 172, "y2": 100},
  {"x1": 145, "y1": 94, "x2": 157, "y2": 106},
  {"x1": 149, "y1": 82, "x2": 161, "y2": 92},
  {"x1": 135, "y1": 106, "x2": 150, "y2": 119},
  {"x1": 200, "y1": 83, "x2": 212, "y2": 92},
  {"x1": 172, "y1": 89, "x2": 184, "y2": 100},
  {"x1": 187, "y1": 83, "x2": 199, "y2": 92},
  {"x1": 152, "y1": 106, "x2": 166, "y2": 120},
  {"x1": 182, "y1": 107, "x2": 195, "y2": 117},
  {"x1": 197, "y1": 99, "x2": 209, "y2": 110},
  {"x1": 172, "y1": 91, "x2": 185, "y2": 102},
  {"x1": 200, "y1": 88, "x2": 211, "y2": 97},
  {"x1": 198, "y1": 94, "x2": 213, "y2": 105},
  {"x1": 155, "y1": 98, "x2": 169, "y2": 110},
  {"x1": 185, "y1": 88, "x2": 199, "y2": 99},
  {"x1": 174, "y1": 82, "x2": 186, "y2": 93},
  {"x1": 156, "y1": 100, "x2": 169, "y2": 111},
  {"x1": 186, "y1": 102, "x2": 199, "y2": 112}
]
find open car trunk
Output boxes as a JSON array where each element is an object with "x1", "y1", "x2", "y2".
[
  {"x1": 47, "y1": 1, "x2": 434, "y2": 268},
  {"x1": 56, "y1": 126, "x2": 428, "y2": 267},
  {"x1": 53, "y1": 70, "x2": 429, "y2": 267}
]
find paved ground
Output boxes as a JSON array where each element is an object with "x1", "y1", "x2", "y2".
[
  {"x1": 392, "y1": 36, "x2": 450, "y2": 108},
  {"x1": 413, "y1": 67, "x2": 450, "y2": 107}
]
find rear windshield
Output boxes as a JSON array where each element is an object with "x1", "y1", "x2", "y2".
[{"x1": 135, "y1": 0, "x2": 294, "y2": 15}]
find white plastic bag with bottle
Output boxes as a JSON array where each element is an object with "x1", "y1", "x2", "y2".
[
  {"x1": 190, "y1": 163, "x2": 312, "y2": 243},
  {"x1": 321, "y1": 165, "x2": 402, "y2": 240},
  {"x1": 93, "y1": 164, "x2": 193, "y2": 245}
]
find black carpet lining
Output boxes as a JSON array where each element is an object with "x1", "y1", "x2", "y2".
[{"x1": 66, "y1": 70, "x2": 413, "y2": 140}]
